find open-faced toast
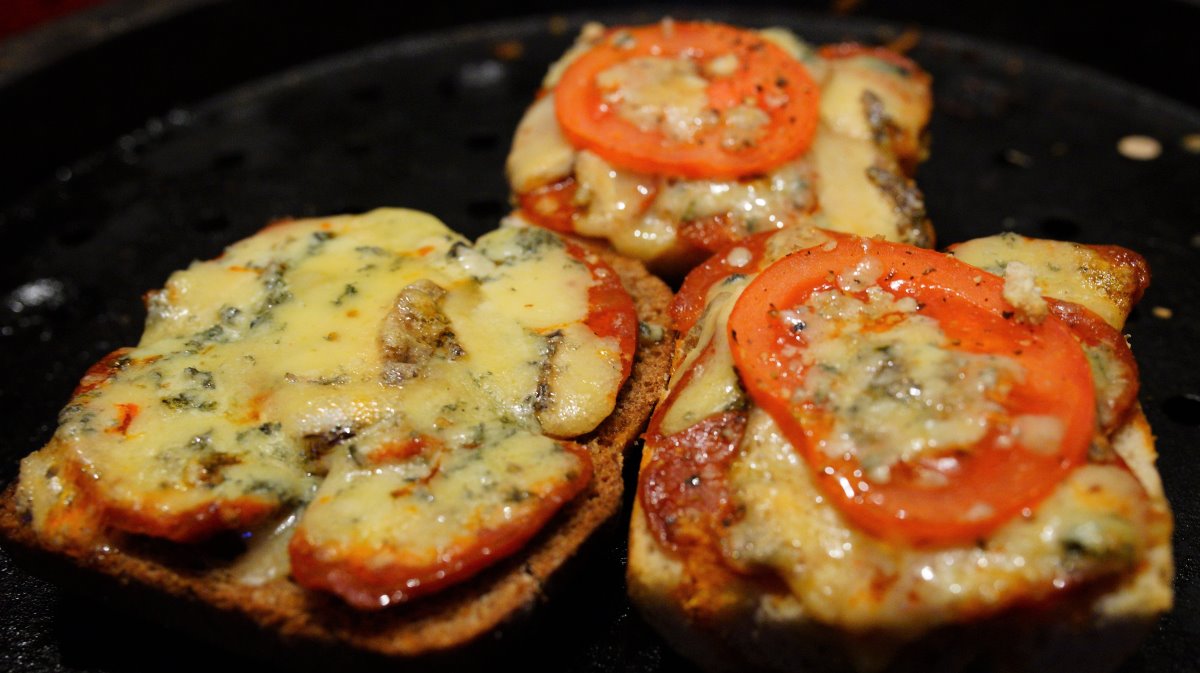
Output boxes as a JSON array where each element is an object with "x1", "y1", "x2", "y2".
[
  {"x1": 0, "y1": 208, "x2": 674, "y2": 666},
  {"x1": 628, "y1": 228, "x2": 1172, "y2": 673},
  {"x1": 506, "y1": 19, "x2": 934, "y2": 275}
]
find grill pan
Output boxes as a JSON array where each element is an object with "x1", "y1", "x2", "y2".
[{"x1": 1, "y1": 5, "x2": 1198, "y2": 672}]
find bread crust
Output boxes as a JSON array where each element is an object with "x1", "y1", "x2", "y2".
[{"x1": 0, "y1": 242, "x2": 674, "y2": 665}]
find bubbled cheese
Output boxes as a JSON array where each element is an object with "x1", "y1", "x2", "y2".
[
  {"x1": 647, "y1": 226, "x2": 1168, "y2": 637},
  {"x1": 18, "y1": 210, "x2": 627, "y2": 596}
]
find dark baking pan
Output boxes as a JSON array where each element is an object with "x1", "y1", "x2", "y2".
[{"x1": 1, "y1": 3, "x2": 1198, "y2": 672}]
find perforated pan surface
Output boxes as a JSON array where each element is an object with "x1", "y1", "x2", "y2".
[{"x1": 1, "y1": 7, "x2": 1197, "y2": 673}]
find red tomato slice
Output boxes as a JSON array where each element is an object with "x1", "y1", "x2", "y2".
[
  {"x1": 289, "y1": 441, "x2": 592, "y2": 609},
  {"x1": 105, "y1": 496, "x2": 278, "y2": 543},
  {"x1": 670, "y1": 231, "x2": 773, "y2": 337},
  {"x1": 555, "y1": 21, "x2": 819, "y2": 179},
  {"x1": 516, "y1": 178, "x2": 580, "y2": 234},
  {"x1": 727, "y1": 238, "x2": 1096, "y2": 545},
  {"x1": 1086, "y1": 244, "x2": 1151, "y2": 307},
  {"x1": 66, "y1": 458, "x2": 279, "y2": 543},
  {"x1": 562, "y1": 238, "x2": 639, "y2": 382}
]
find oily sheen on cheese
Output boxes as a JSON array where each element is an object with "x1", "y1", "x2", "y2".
[
  {"x1": 507, "y1": 22, "x2": 932, "y2": 272},
  {"x1": 15, "y1": 208, "x2": 633, "y2": 608},
  {"x1": 628, "y1": 228, "x2": 1172, "y2": 673}
]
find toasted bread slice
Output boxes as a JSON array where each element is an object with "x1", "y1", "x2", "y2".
[
  {"x1": 0, "y1": 210, "x2": 674, "y2": 664},
  {"x1": 506, "y1": 21, "x2": 934, "y2": 276},
  {"x1": 627, "y1": 230, "x2": 1172, "y2": 673}
]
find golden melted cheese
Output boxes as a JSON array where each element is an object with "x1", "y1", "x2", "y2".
[
  {"x1": 507, "y1": 94, "x2": 576, "y2": 194},
  {"x1": 659, "y1": 279, "x2": 747, "y2": 436},
  {"x1": 725, "y1": 407, "x2": 1164, "y2": 631},
  {"x1": 17, "y1": 210, "x2": 626, "y2": 598},
  {"x1": 790, "y1": 286, "x2": 1023, "y2": 475},
  {"x1": 949, "y1": 233, "x2": 1144, "y2": 329},
  {"x1": 808, "y1": 129, "x2": 916, "y2": 241},
  {"x1": 596, "y1": 56, "x2": 715, "y2": 142},
  {"x1": 298, "y1": 427, "x2": 583, "y2": 577},
  {"x1": 817, "y1": 50, "x2": 930, "y2": 162}
]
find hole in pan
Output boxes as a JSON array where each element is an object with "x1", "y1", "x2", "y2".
[
  {"x1": 1037, "y1": 215, "x2": 1082, "y2": 241},
  {"x1": 193, "y1": 211, "x2": 231, "y2": 233},
  {"x1": 465, "y1": 131, "x2": 501, "y2": 152},
  {"x1": 55, "y1": 221, "x2": 97, "y2": 248},
  {"x1": 466, "y1": 199, "x2": 509, "y2": 221},
  {"x1": 210, "y1": 151, "x2": 247, "y2": 172},
  {"x1": 1162, "y1": 394, "x2": 1200, "y2": 426}
]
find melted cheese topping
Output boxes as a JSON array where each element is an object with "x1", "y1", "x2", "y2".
[
  {"x1": 17, "y1": 210, "x2": 626, "y2": 595},
  {"x1": 648, "y1": 227, "x2": 1167, "y2": 633},
  {"x1": 725, "y1": 407, "x2": 1161, "y2": 631},
  {"x1": 1000, "y1": 260, "x2": 1049, "y2": 324},
  {"x1": 949, "y1": 233, "x2": 1143, "y2": 329},
  {"x1": 790, "y1": 287, "x2": 1022, "y2": 475},
  {"x1": 507, "y1": 94, "x2": 576, "y2": 194},
  {"x1": 299, "y1": 427, "x2": 582, "y2": 572},
  {"x1": 808, "y1": 129, "x2": 917, "y2": 241},
  {"x1": 506, "y1": 26, "x2": 932, "y2": 266},
  {"x1": 536, "y1": 321, "x2": 627, "y2": 437},
  {"x1": 659, "y1": 279, "x2": 748, "y2": 436},
  {"x1": 818, "y1": 51, "x2": 930, "y2": 160},
  {"x1": 596, "y1": 56, "x2": 716, "y2": 142},
  {"x1": 651, "y1": 158, "x2": 815, "y2": 233},
  {"x1": 571, "y1": 150, "x2": 664, "y2": 251}
]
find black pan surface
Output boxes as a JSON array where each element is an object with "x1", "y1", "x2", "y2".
[{"x1": 1, "y1": 7, "x2": 1198, "y2": 673}]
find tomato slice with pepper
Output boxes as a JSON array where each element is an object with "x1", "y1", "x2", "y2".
[
  {"x1": 554, "y1": 21, "x2": 819, "y2": 179},
  {"x1": 727, "y1": 238, "x2": 1096, "y2": 545}
]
